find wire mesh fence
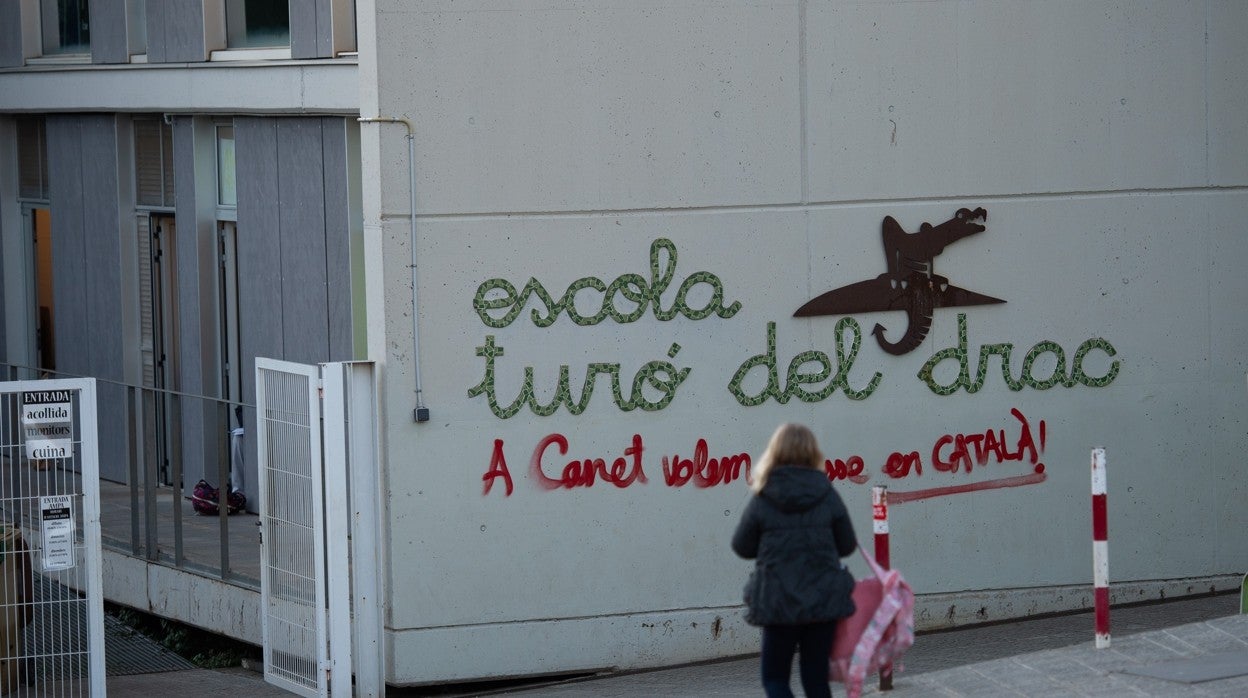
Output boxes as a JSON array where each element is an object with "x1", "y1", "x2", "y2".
[
  {"x1": 0, "y1": 379, "x2": 105, "y2": 695},
  {"x1": 257, "y1": 360, "x2": 324, "y2": 697},
  {"x1": 2, "y1": 364, "x2": 260, "y2": 588}
]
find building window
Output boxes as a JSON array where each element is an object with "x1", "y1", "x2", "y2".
[
  {"x1": 226, "y1": 0, "x2": 290, "y2": 49},
  {"x1": 41, "y1": 0, "x2": 91, "y2": 55},
  {"x1": 17, "y1": 118, "x2": 49, "y2": 201},
  {"x1": 134, "y1": 118, "x2": 175, "y2": 208},
  {"x1": 216, "y1": 126, "x2": 237, "y2": 210},
  {"x1": 127, "y1": 0, "x2": 147, "y2": 55}
]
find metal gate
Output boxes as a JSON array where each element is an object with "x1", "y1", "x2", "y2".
[
  {"x1": 256, "y1": 359, "x2": 383, "y2": 697},
  {"x1": 0, "y1": 378, "x2": 106, "y2": 696}
]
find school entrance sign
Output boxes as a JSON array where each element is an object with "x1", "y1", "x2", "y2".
[{"x1": 21, "y1": 389, "x2": 74, "y2": 460}]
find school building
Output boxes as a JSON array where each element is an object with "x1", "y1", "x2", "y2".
[{"x1": 1, "y1": 0, "x2": 1246, "y2": 689}]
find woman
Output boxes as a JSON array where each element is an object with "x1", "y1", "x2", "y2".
[{"x1": 732, "y1": 423, "x2": 858, "y2": 698}]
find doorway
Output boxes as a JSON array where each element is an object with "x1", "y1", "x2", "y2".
[
  {"x1": 138, "y1": 213, "x2": 178, "y2": 484},
  {"x1": 29, "y1": 207, "x2": 55, "y2": 373},
  {"x1": 217, "y1": 221, "x2": 242, "y2": 413}
]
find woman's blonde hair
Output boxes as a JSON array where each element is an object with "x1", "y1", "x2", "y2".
[{"x1": 751, "y1": 423, "x2": 825, "y2": 493}]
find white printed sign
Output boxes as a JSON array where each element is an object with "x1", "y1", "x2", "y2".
[
  {"x1": 40, "y1": 495, "x2": 76, "y2": 571},
  {"x1": 22, "y1": 390, "x2": 74, "y2": 461}
]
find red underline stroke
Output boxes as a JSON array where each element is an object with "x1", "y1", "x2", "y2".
[{"x1": 889, "y1": 472, "x2": 1047, "y2": 504}]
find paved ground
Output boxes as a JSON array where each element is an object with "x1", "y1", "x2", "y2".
[
  {"x1": 105, "y1": 592, "x2": 1247, "y2": 697},
  {"x1": 106, "y1": 666, "x2": 294, "y2": 696}
]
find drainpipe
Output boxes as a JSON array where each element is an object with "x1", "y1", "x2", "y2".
[{"x1": 357, "y1": 116, "x2": 429, "y2": 422}]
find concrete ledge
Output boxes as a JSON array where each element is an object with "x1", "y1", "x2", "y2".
[
  {"x1": 386, "y1": 606, "x2": 756, "y2": 687},
  {"x1": 0, "y1": 60, "x2": 357, "y2": 114},
  {"x1": 76, "y1": 550, "x2": 1247, "y2": 686},
  {"x1": 100, "y1": 547, "x2": 263, "y2": 646},
  {"x1": 386, "y1": 575, "x2": 1242, "y2": 685},
  {"x1": 914, "y1": 575, "x2": 1243, "y2": 631}
]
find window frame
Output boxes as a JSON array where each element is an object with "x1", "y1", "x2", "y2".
[
  {"x1": 132, "y1": 116, "x2": 176, "y2": 209},
  {"x1": 206, "y1": 0, "x2": 356, "y2": 61},
  {"x1": 39, "y1": 0, "x2": 92, "y2": 57},
  {"x1": 224, "y1": 0, "x2": 290, "y2": 51},
  {"x1": 214, "y1": 122, "x2": 237, "y2": 220},
  {"x1": 16, "y1": 116, "x2": 50, "y2": 203}
]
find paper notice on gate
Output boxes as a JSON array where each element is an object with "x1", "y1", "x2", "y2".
[
  {"x1": 40, "y1": 495, "x2": 76, "y2": 571},
  {"x1": 22, "y1": 391, "x2": 74, "y2": 461}
]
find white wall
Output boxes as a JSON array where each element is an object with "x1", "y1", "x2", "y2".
[{"x1": 359, "y1": 1, "x2": 1248, "y2": 684}]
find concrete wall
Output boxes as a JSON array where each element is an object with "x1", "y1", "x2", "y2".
[{"x1": 359, "y1": 0, "x2": 1248, "y2": 685}]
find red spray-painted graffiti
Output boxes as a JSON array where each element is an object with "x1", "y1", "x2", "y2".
[
  {"x1": 888, "y1": 473, "x2": 1048, "y2": 504},
  {"x1": 883, "y1": 408, "x2": 1048, "y2": 503},
  {"x1": 482, "y1": 409, "x2": 1048, "y2": 500},
  {"x1": 482, "y1": 439, "x2": 514, "y2": 496},
  {"x1": 933, "y1": 408, "x2": 1045, "y2": 474},
  {"x1": 824, "y1": 455, "x2": 870, "y2": 484},
  {"x1": 483, "y1": 434, "x2": 750, "y2": 495},
  {"x1": 662, "y1": 439, "x2": 751, "y2": 488},
  {"x1": 531, "y1": 433, "x2": 648, "y2": 490},
  {"x1": 881, "y1": 408, "x2": 1045, "y2": 479}
]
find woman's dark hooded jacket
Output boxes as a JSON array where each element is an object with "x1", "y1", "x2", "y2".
[{"x1": 732, "y1": 465, "x2": 858, "y2": 626}]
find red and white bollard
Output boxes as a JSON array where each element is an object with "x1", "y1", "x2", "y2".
[
  {"x1": 872, "y1": 485, "x2": 890, "y2": 570},
  {"x1": 872, "y1": 486, "x2": 893, "y2": 690},
  {"x1": 1091, "y1": 448, "x2": 1111, "y2": 649}
]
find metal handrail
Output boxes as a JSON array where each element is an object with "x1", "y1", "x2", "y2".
[
  {"x1": 1, "y1": 361, "x2": 254, "y2": 410},
  {"x1": 2, "y1": 360, "x2": 260, "y2": 588}
]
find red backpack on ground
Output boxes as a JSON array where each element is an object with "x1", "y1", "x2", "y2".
[{"x1": 191, "y1": 479, "x2": 246, "y2": 515}]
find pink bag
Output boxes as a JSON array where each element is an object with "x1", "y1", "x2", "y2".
[{"x1": 829, "y1": 549, "x2": 915, "y2": 698}]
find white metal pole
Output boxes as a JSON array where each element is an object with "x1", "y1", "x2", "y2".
[{"x1": 321, "y1": 364, "x2": 355, "y2": 697}]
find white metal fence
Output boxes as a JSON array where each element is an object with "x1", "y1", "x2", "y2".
[
  {"x1": 257, "y1": 359, "x2": 325, "y2": 697},
  {"x1": 0, "y1": 378, "x2": 106, "y2": 696},
  {"x1": 256, "y1": 359, "x2": 383, "y2": 697}
]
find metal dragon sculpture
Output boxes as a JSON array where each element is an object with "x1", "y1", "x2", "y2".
[{"x1": 794, "y1": 207, "x2": 1005, "y2": 355}]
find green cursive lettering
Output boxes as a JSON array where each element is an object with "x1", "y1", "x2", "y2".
[{"x1": 472, "y1": 238, "x2": 741, "y2": 328}]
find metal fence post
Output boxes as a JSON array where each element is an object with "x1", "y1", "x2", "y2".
[{"x1": 873, "y1": 485, "x2": 893, "y2": 691}]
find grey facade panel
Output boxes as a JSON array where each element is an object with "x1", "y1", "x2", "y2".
[
  {"x1": 172, "y1": 117, "x2": 215, "y2": 487},
  {"x1": 289, "y1": 0, "x2": 318, "y2": 60},
  {"x1": 322, "y1": 117, "x2": 352, "y2": 361},
  {"x1": 236, "y1": 116, "x2": 354, "y2": 374},
  {"x1": 91, "y1": 0, "x2": 131, "y2": 64},
  {"x1": 145, "y1": 0, "x2": 166, "y2": 63},
  {"x1": 235, "y1": 117, "x2": 283, "y2": 408},
  {"x1": 276, "y1": 118, "x2": 330, "y2": 365},
  {"x1": 79, "y1": 120, "x2": 123, "y2": 383},
  {"x1": 291, "y1": 0, "x2": 340, "y2": 59},
  {"x1": 172, "y1": 120, "x2": 204, "y2": 397},
  {"x1": 47, "y1": 117, "x2": 89, "y2": 378},
  {"x1": 76, "y1": 116, "x2": 126, "y2": 483},
  {"x1": 0, "y1": 198, "x2": 5, "y2": 364},
  {"x1": 155, "y1": 0, "x2": 208, "y2": 63},
  {"x1": 47, "y1": 115, "x2": 127, "y2": 481},
  {"x1": 0, "y1": 2, "x2": 21, "y2": 68},
  {"x1": 234, "y1": 116, "x2": 353, "y2": 498},
  {"x1": 316, "y1": 0, "x2": 335, "y2": 58}
]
